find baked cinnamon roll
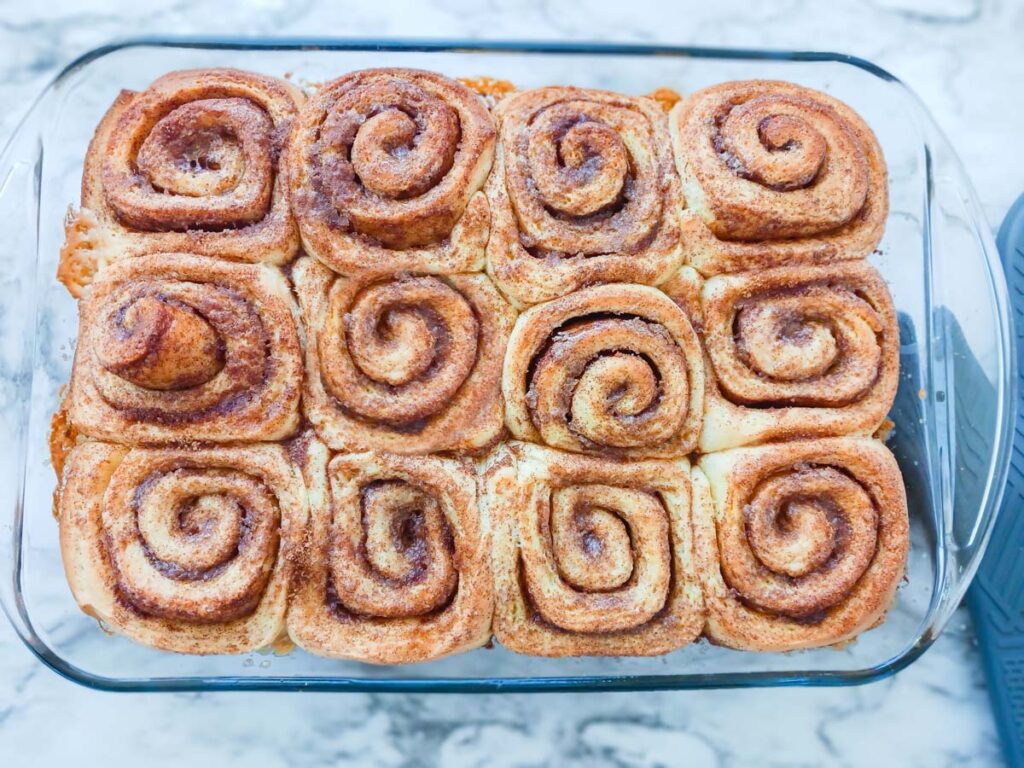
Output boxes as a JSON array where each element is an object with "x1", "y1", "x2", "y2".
[
  {"x1": 670, "y1": 80, "x2": 887, "y2": 275},
  {"x1": 58, "y1": 69, "x2": 302, "y2": 297},
  {"x1": 503, "y1": 283, "x2": 704, "y2": 458},
  {"x1": 486, "y1": 87, "x2": 685, "y2": 306},
  {"x1": 691, "y1": 438, "x2": 909, "y2": 651},
  {"x1": 287, "y1": 68, "x2": 495, "y2": 277},
  {"x1": 67, "y1": 253, "x2": 302, "y2": 444},
  {"x1": 668, "y1": 261, "x2": 898, "y2": 452},
  {"x1": 287, "y1": 438, "x2": 492, "y2": 663},
  {"x1": 292, "y1": 256, "x2": 515, "y2": 454},
  {"x1": 58, "y1": 441, "x2": 304, "y2": 654},
  {"x1": 484, "y1": 442, "x2": 704, "y2": 656}
]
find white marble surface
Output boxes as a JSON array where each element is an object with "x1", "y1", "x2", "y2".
[{"x1": 1, "y1": 0, "x2": 1019, "y2": 765}]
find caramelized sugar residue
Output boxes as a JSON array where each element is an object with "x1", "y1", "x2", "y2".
[
  {"x1": 49, "y1": 399, "x2": 82, "y2": 517},
  {"x1": 873, "y1": 418, "x2": 895, "y2": 442},
  {"x1": 49, "y1": 398, "x2": 79, "y2": 482},
  {"x1": 460, "y1": 78, "x2": 680, "y2": 114},
  {"x1": 647, "y1": 87, "x2": 682, "y2": 112},
  {"x1": 459, "y1": 76, "x2": 517, "y2": 107}
]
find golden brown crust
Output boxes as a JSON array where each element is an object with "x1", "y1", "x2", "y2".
[
  {"x1": 484, "y1": 442, "x2": 704, "y2": 656},
  {"x1": 58, "y1": 441, "x2": 304, "y2": 654},
  {"x1": 503, "y1": 282, "x2": 704, "y2": 458},
  {"x1": 293, "y1": 256, "x2": 515, "y2": 454},
  {"x1": 67, "y1": 253, "x2": 303, "y2": 444},
  {"x1": 669, "y1": 262, "x2": 899, "y2": 451},
  {"x1": 58, "y1": 207, "x2": 113, "y2": 299},
  {"x1": 692, "y1": 438, "x2": 908, "y2": 651},
  {"x1": 58, "y1": 69, "x2": 303, "y2": 296},
  {"x1": 485, "y1": 86, "x2": 685, "y2": 306},
  {"x1": 670, "y1": 80, "x2": 887, "y2": 276},
  {"x1": 286, "y1": 68, "x2": 496, "y2": 277},
  {"x1": 286, "y1": 440, "x2": 493, "y2": 663}
]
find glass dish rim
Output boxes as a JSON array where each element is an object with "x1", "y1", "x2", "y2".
[{"x1": 2, "y1": 34, "x2": 1015, "y2": 693}]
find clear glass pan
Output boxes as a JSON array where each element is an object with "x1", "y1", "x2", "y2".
[{"x1": 0, "y1": 37, "x2": 1014, "y2": 692}]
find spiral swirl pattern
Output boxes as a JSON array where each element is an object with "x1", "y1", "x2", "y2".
[
  {"x1": 58, "y1": 442, "x2": 304, "y2": 654},
  {"x1": 293, "y1": 257, "x2": 515, "y2": 454},
  {"x1": 670, "y1": 80, "x2": 888, "y2": 275},
  {"x1": 287, "y1": 442, "x2": 493, "y2": 664},
  {"x1": 485, "y1": 87, "x2": 685, "y2": 306},
  {"x1": 57, "y1": 69, "x2": 302, "y2": 297},
  {"x1": 485, "y1": 442, "x2": 704, "y2": 657},
  {"x1": 688, "y1": 262, "x2": 898, "y2": 451},
  {"x1": 67, "y1": 254, "x2": 302, "y2": 444},
  {"x1": 692, "y1": 438, "x2": 909, "y2": 651},
  {"x1": 523, "y1": 484, "x2": 671, "y2": 633},
  {"x1": 503, "y1": 283, "x2": 704, "y2": 458},
  {"x1": 287, "y1": 68, "x2": 495, "y2": 277}
]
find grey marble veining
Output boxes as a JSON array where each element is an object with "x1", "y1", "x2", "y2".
[{"x1": 0, "y1": 0, "x2": 1018, "y2": 765}]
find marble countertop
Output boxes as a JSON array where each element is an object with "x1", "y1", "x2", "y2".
[{"x1": 1, "y1": 0, "x2": 1019, "y2": 765}]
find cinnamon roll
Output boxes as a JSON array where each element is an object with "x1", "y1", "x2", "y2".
[
  {"x1": 484, "y1": 442, "x2": 704, "y2": 657},
  {"x1": 58, "y1": 441, "x2": 304, "y2": 654},
  {"x1": 670, "y1": 80, "x2": 887, "y2": 276},
  {"x1": 58, "y1": 69, "x2": 302, "y2": 297},
  {"x1": 691, "y1": 438, "x2": 909, "y2": 651},
  {"x1": 503, "y1": 283, "x2": 704, "y2": 458},
  {"x1": 292, "y1": 256, "x2": 515, "y2": 455},
  {"x1": 673, "y1": 262, "x2": 898, "y2": 452},
  {"x1": 485, "y1": 87, "x2": 685, "y2": 306},
  {"x1": 67, "y1": 253, "x2": 302, "y2": 444},
  {"x1": 287, "y1": 438, "x2": 492, "y2": 664},
  {"x1": 286, "y1": 68, "x2": 495, "y2": 277}
]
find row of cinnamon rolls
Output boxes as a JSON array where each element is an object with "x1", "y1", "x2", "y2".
[
  {"x1": 61, "y1": 252, "x2": 898, "y2": 456},
  {"x1": 58, "y1": 67, "x2": 888, "y2": 306},
  {"x1": 58, "y1": 434, "x2": 907, "y2": 660}
]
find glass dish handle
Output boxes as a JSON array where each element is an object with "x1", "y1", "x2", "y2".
[
  {"x1": 919, "y1": 105, "x2": 1017, "y2": 637},
  {"x1": 0, "y1": 96, "x2": 47, "y2": 652}
]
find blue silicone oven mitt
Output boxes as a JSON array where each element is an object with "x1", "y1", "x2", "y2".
[{"x1": 967, "y1": 193, "x2": 1024, "y2": 768}]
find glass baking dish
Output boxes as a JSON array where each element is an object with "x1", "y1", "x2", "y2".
[{"x1": 0, "y1": 37, "x2": 1014, "y2": 692}]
